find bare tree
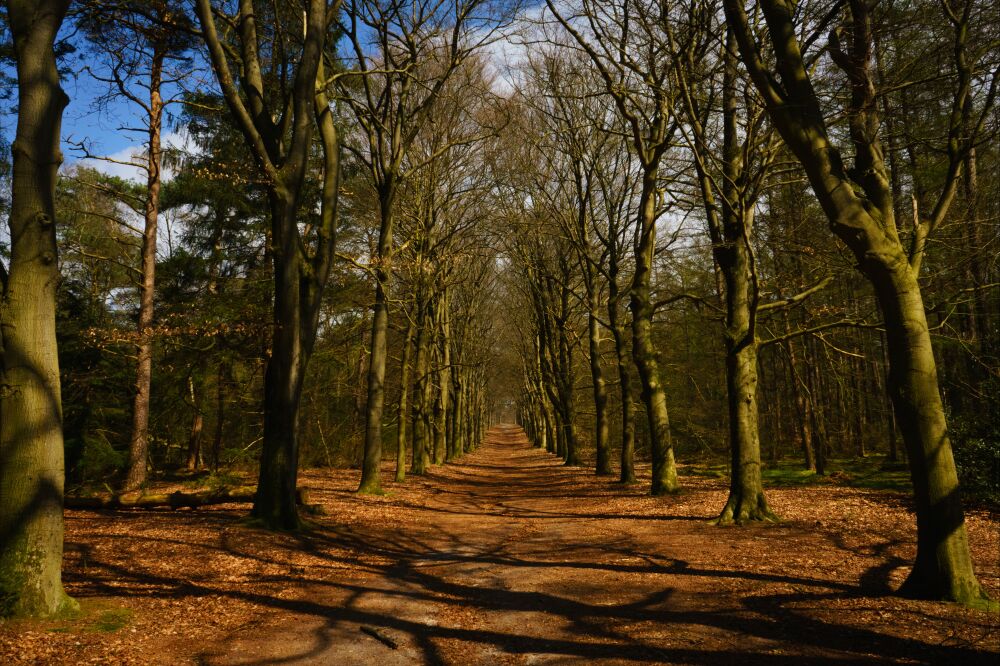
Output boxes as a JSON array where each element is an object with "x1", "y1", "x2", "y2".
[
  {"x1": 546, "y1": 0, "x2": 689, "y2": 494},
  {"x1": 341, "y1": 0, "x2": 512, "y2": 494},
  {"x1": 723, "y1": 0, "x2": 997, "y2": 602},
  {"x1": 195, "y1": 0, "x2": 341, "y2": 529}
]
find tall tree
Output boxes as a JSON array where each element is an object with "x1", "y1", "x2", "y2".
[
  {"x1": 195, "y1": 0, "x2": 341, "y2": 529},
  {"x1": 723, "y1": 0, "x2": 996, "y2": 602},
  {"x1": 547, "y1": 0, "x2": 686, "y2": 494},
  {"x1": 670, "y1": 13, "x2": 785, "y2": 523},
  {"x1": 78, "y1": 0, "x2": 195, "y2": 491},
  {"x1": 0, "y1": 0, "x2": 77, "y2": 618}
]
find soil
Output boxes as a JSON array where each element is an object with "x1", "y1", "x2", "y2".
[{"x1": 2, "y1": 425, "x2": 998, "y2": 664}]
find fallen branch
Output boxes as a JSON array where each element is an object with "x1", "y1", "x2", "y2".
[
  {"x1": 360, "y1": 625, "x2": 399, "y2": 649},
  {"x1": 66, "y1": 486, "x2": 318, "y2": 511}
]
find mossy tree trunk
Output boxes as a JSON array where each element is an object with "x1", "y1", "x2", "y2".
[
  {"x1": 0, "y1": 0, "x2": 75, "y2": 619},
  {"x1": 395, "y1": 317, "x2": 415, "y2": 482},
  {"x1": 359, "y1": 187, "x2": 395, "y2": 493},
  {"x1": 631, "y1": 172, "x2": 679, "y2": 495},
  {"x1": 724, "y1": 0, "x2": 989, "y2": 603},
  {"x1": 586, "y1": 269, "x2": 612, "y2": 476},
  {"x1": 410, "y1": 292, "x2": 431, "y2": 476},
  {"x1": 675, "y1": 28, "x2": 776, "y2": 524},
  {"x1": 439, "y1": 291, "x2": 454, "y2": 461}
]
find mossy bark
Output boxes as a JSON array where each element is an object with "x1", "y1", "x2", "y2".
[
  {"x1": 608, "y1": 248, "x2": 636, "y2": 484},
  {"x1": 683, "y1": 31, "x2": 775, "y2": 525},
  {"x1": 588, "y1": 293, "x2": 612, "y2": 475},
  {"x1": 358, "y1": 195, "x2": 394, "y2": 493},
  {"x1": 395, "y1": 319, "x2": 414, "y2": 482},
  {"x1": 0, "y1": 0, "x2": 76, "y2": 619},
  {"x1": 724, "y1": 0, "x2": 987, "y2": 603},
  {"x1": 631, "y1": 173, "x2": 679, "y2": 495}
]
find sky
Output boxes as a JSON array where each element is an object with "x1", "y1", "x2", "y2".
[
  {"x1": 0, "y1": 1, "x2": 551, "y2": 185},
  {"x1": 57, "y1": 47, "x2": 196, "y2": 183}
]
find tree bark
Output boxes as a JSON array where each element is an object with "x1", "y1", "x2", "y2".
[
  {"x1": 66, "y1": 486, "x2": 313, "y2": 510},
  {"x1": 437, "y1": 290, "x2": 453, "y2": 462},
  {"x1": 588, "y1": 287, "x2": 612, "y2": 475},
  {"x1": 395, "y1": 317, "x2": 415, "y2": 482},
  {"x1": 251, "y1": 196, "x2": 308, "y2": 530},
  {"x1": 0, "y1": 0, "x2": 76, "y2": 619},
  {"x1": 196, "y1": 0, "x2": 339, "y2": 530},
  {"x1": 186, "y1": 375, "x2": 205, "y2": 471},
  {"x1": 724, "y1": 0, "x2": 987, "y2": 603},
  {"x1": 359, "y1": 191, "x2": 394, "y2": 493},
  {"x1": 683, "y1": 29, "x2": 774, "y2": 523},
  {"x1": 123, "y1": 47, "x2": 165, "y2": 492},
  {"x1": 608, "y1": 245, "x2": 636, "y2": 483},
  {"x1": 630, "y1": 173, "x2": 679, "y2": 495},
  {"x1": 410, "y1": 296, "x2": 432, "y2": 475}
]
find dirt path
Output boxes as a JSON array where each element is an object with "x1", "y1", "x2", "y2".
[
  {"x1": 185, "y1": 425, "x2": 997, "y2": 665},
  {"x1": 4, "y1": 425, "x2": 997, "y2": 664}
]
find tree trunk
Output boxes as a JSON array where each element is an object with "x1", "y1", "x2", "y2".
[
  {"x1": 250, "y1": 194, "x2": 318, "y2": 530},
  {"x1": 212, "y1": 361, "x2": 226, "y2": 472},
  {"x1": 630, "y1": 173, "x2": 679, "y2": 495},
  {"x1": 186, "y1": 375, "x2": 205, "y2": 471},
  {"x1": 784, "y1": 334, "x2": 816, "y2": 471},
  {"x1": 438, "y1": 291, "x2": 452, "y2": 462},
  {"x1": 724, "y1": 0, "x2": 987, "y2": 604},
  {"x1": 716, "y1": 340, "x2": 776, "y2": 524},
  {"x1": 872, "y1": 260, "x2": 984, "y2": 603},
  {"x1": 451, "y1": 369, "x2": 465, "y2": 457},
  {"x1": 395, "y1": 318, "x2": 415, "y2": 482},
  {"x1": 588, "y1": 289, "x2": 612, "y2": 475},
  {"x1": 410, "y1": 300, "x2": 431, "y2": 475},
  {"x1": 608, "y1": 255, "x2": 636, "y2": 484},
  {"x1": 122, "y1": 49, "x2": 165, "y2": 492},
  {"x1": 0, "y1": 0, "x2": 76, "y2": 619},
  {"x1": 358, "y1": 194, "x2": 394, "y2": 494},
  {"x1": 713, "y1": 218, "x2": 774, "y2": 523}
]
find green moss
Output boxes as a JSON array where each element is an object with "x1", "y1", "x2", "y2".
[
  {"x1": 0, "y1": 545, "x2": 77, "y2": 620},
  {"x1": 682, "y1": 456, "x2": 913, "y2": 493},
  {"x1": 91, "y1": 608, "x2": 131, "y2": 632}
]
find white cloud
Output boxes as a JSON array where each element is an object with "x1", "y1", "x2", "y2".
[{"x1": 69, "y1": 131, "x2": 195, "y2": 184}]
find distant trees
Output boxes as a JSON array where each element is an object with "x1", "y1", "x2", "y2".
[{"x1": 342, "y1": 0, "x2": 510, "y2": 494}]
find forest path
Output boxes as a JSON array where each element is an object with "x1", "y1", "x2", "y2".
[{"x1": 183, "y1": 425, "x2": 998, "y2": 665}]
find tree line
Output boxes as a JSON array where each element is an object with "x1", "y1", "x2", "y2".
[{"x1": 0, "y1": 0, "x2": 996, "y2": 618}]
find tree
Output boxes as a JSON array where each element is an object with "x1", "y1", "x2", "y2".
[
  {"x1": 668, "y1": 9, "x2": 784, "y2": 523},
  {"x1": 0, "y1": 0, "x2": 77, "y2": 618},
  {"x1": 195, "y1": 0, "x2": 341, "y2": 529},
  {"x1": 342, "y1": 0, "x2": 509, "y2": 493},
  {"x1": 546, "y1": 0, "x2": 687, "y2": 494},
  {"x1": 77, "y1": 0, "x2": 195, "y2": 492},
  {"x1": 723, "y1": 0, "x2": 996, "y2": 603}
]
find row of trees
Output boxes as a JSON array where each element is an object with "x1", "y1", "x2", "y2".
[
  {"x1": 507, "y1": 0, "x2": 997, "y2": 606},
  {"x1": 0, "y1": 0, "x2": 511, "y2": 617},
  {"x1": 0, "y1": 0, "x2": 995, "y2": 617}
]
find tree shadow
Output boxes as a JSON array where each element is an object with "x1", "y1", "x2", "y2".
[{"x1": 58, "y1": 430, "x2": 999, "y2": 664}]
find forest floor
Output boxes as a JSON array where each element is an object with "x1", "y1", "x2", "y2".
[{"x1": 2, "y1": 425, "x2": 998, "y2": 665}]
